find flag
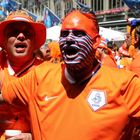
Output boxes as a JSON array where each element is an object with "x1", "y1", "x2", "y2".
[
  {"x1": 0, "y1": 9, "x2": 7, "y2": 17},
  {"x1": 27, "y1": 11, "x2": 37, "y2": 21},
  {"x1": 43, "y1": 6, "x2": 60, "y2": 28},
  {"x1": 75, "y1": 0, "x2": 91, "y2": 12},
  {"x1": 0, "y1": 0, "x2": 19, "y2": 12},
  {"x1": 123, "y1": 0, "x2": 140, "y2": 14}
]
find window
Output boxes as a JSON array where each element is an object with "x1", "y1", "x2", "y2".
[
  {"x1": 109, "y1": 0, "x2": 125, "y2": 9},
  {"x1": 65, "y1": 1, "x2": 73, "y2": 15},
  {"x1": 93, "y1": 0, "x2": 103, "y2": 11},
  {"x1": 55, "y1": 4, "x2": 61, "y2": 18}
]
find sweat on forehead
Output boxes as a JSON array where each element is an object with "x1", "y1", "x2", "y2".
[{"x1": 61, "y1": 10, "x2": 99, "y2": 39}]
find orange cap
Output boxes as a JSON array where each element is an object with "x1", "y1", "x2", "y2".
[{"x1": 61, "y1": 10, "x2": 99, "y2": 40}]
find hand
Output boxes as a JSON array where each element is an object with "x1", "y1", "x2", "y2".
[{"x1": 6, "y1": 133, "x2": 32, "y2": 140}]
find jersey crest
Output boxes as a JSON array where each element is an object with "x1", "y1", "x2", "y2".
[{"x1": 87, "y1": 89, "x2": 107, "y2": 111}]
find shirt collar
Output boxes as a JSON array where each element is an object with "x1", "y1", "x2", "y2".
[
  {"x1": 7, "y1": 58, "x2": 35, "y2": 76},
  {"x1": 7, "y1": 60, "x2": 15, "y2": 76}
]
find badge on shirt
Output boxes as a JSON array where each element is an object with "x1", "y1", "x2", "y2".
[{"x1": 87, "y1": 89, "x2": 107, "y2": 111}]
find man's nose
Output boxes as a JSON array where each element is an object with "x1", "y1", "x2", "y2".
[
  {"x1": 66, "y1": 32, "x2": 75, "y2": 42},
  {"x1": 66, "y1": 38, "x2": 75, "y2": 46},
  {"x1": 17, "y1": 32, "x2": 25, "y2": 41}
]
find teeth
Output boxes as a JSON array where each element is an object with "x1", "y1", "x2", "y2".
[
  {"x1": 15, "y1": 44, "x2": 26, "y2": 48},
  {"x1": 66, "y1": 53, "x2": 78, "y2": 59}
]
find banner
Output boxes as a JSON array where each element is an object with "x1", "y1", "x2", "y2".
[{"x1": 96, "y1": 7, "x2": 129, "y2": 15}]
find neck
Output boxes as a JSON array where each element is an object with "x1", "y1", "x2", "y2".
[
  {"x1": 66, "y1": 59, "x2": 100, "y2": 84},
  {"x1": 8, "y1": 57, "x2": 35, "y2": 73}
]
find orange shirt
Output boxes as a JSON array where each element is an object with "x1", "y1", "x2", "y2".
[
  {"x1": 0, "y1": 58, "x2": 42, "y2": 137},
  {"x1": 128, "y1": 52, "x2": 140, "y2": 77},
  {"x1": 2, "y1": 62, "x2": 140, "y2": 140},
  {"x1": 102, "y1": 55, "x2": 117, "y2": 68}
]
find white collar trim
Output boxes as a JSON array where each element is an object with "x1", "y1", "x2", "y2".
[{"x1": 7, "y1": 60, "x2": 15, "y2": 76}]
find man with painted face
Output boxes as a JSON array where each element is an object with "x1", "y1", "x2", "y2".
[
  {"x1": 1, "y1": 10, "x2": 140, "y2": 140},
  {"x1": 59, "y1": 10, "x2": 101, "y2": 83}
]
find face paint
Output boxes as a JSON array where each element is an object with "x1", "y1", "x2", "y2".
[
  {"x1": 59, "y1": 30, "x2": 96, "y2": 71},
  {"x1": 61, "y1": 10, "x2": 99, "y2": 40},
  {"x1": 60, "y1": 10, "x2": 100, "y2": 73}
]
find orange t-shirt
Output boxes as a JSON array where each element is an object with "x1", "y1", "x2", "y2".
[
  {"x1": 0, "y1": 58, "x2": 43, "y2": 138},
  {"x1": 2, "y1": 62, "x2": 140, "y2": 140}
]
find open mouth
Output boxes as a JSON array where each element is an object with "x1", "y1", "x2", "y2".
[
  {"x1": 15, "y1": 44, "x2": 27, "y2": 53},
  {"x1": 15, "y1": 44, "x2": 27, "y2": 48},
  {"x1": 64, "y1": 46, "x2": 79, "y2": 59}
]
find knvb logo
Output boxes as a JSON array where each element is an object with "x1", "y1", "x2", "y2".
[{"x1": 87, "y1": 90, "x2": 107, "y2": 111}]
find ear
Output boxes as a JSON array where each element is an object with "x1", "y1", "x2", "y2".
[{"x1": 92, "y1": 35, "x2": 101, "y2": 49}]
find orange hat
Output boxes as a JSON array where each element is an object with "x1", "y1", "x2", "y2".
[
  {"x1": 0, "y1": 10, "x2": 46, "y2": 49},
  {"x1": 61, "y1": 10, "x2": 99, "y2": 40}
]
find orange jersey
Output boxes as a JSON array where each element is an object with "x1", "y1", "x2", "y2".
[
  {"x1": 0, "y1": 58, "x2": 42, "y2": 137},
  {"x1": 102, "y1": 55, "x2": 117, "y2": 68},
  {"x1": 128, "y1": 52, "x2": 140, "y2": 77},
  {"x1": 2, "y1": 62, "x2": 140, "y2": 140}
]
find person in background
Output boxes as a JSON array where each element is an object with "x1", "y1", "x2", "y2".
[
  {"x1": 1, "y1": 9, "x2": 140, "y2": 140},
  {"x1": 128, "y1": 19, "x2": 140, "y2": 76},
  {"x1": 36, "y1": 41, "x2": 62, "y2": 63},
  {"x1": 122, "y1": 18, "x2": 140, "y2": 140},
  {"x1": 0, "y1": 10, "x2": 46, "y2": 140},
  {"x1": 118, "y1": 41, "x2": 132, "y2": 69},
  {"x1": 47, "y1": 41, "x2": 62, "y2": 63},
  {"x1": 107, "y1": 41, "x2": 119, "y2": 59},
  {"x1": 116, "y1": 18, "x2": 136, "y2": 70},
  {"x1": 95, "y1": 37, "x2": 117, "y2": 67},
  {"x1": 127, "y1": 17, "x2": 136, "y2": 58},
  {"x1": 35, "y1": 43, "x2": 51, "y2": 61}
]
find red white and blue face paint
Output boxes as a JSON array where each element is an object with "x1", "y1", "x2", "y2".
[{"x1": 59, "y1": 30, "x2": 95, "y2": 70}]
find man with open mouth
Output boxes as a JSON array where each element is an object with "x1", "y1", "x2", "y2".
[
  {"x1": 0, "y1": 10, "x2": 46, "y2": 139},
  {"x1": 59, "y1": 11, "x2": 101, "y2": 84}
]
